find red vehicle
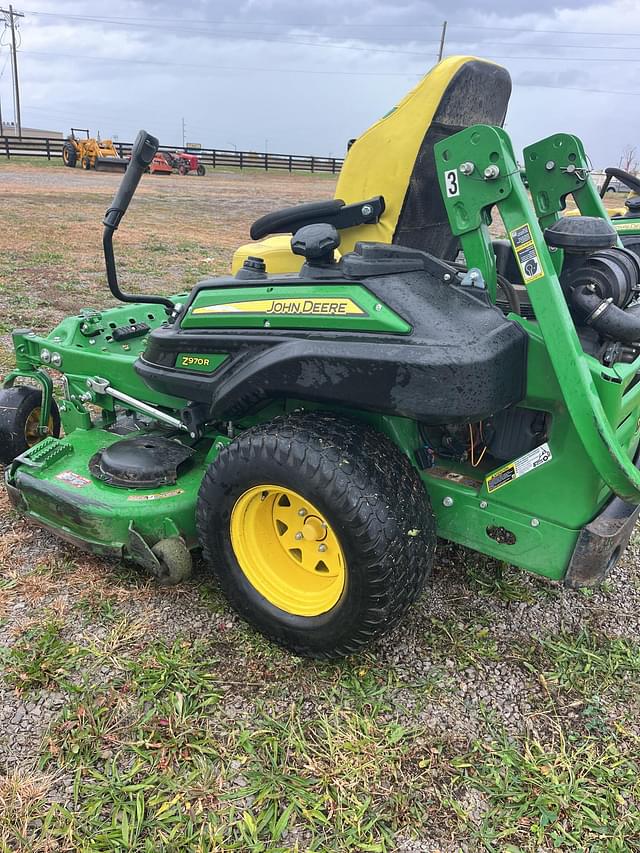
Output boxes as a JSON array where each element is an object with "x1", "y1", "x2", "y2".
[
  {"x1": 148, "y1": 153, "x2": 173, "y2": 175},
  {"x1": 163, "y1": 151, "x2": 206, "y2": 176}
]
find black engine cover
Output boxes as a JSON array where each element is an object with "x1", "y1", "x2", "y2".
[{"x1": 136, "y1": 247, "x2": 527, "y2": 425}]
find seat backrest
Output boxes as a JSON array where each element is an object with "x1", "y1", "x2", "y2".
[
  {"x1": 335, "y1": 55, "x2": 511, "y2": 258},
  {"x1": 231, "y1": 55, "x2": 511, "y2": 274}
]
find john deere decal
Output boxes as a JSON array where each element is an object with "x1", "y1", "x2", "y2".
[{"x1": 192, "y1": 298, "x2": 366, "y2": 317}]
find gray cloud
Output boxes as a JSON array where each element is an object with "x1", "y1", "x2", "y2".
[{"x1": 2, "y1": 0, "x2": 638, "y2": 167}]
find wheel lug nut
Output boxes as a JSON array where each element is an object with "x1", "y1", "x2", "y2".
[
  {"x1": 295, "y1": 532, "x2": 303, "y2": 540},
  {"x1": 318, "y1": 543, "x2": 327, "y2": 552},
  {"x1": 298, "y1": 508, "x2": 307, "y2": 516}
]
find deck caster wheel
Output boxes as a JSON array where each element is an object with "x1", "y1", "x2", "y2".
[
  {"x1": 151, "y1": 537, "x2": 192, "y2": 586},
  {"x1": 0, "y1": 386, "x2": 61, "y2": 465}
]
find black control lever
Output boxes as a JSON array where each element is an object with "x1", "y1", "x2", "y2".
[{"x1": 102, "y1": 130, "x2": 175, "y2": 313}]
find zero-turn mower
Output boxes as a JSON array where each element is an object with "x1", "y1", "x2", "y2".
[
  {"x1": 4, "y1": 56, "x2": 640, "y2": 658},
  {"x1": 62, "y1": 128, "x2": 128, "y2": 173},
  {"x1": 599, "y1": 167, "x2": 640, "y2": 259}
]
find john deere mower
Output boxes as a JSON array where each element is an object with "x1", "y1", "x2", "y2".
[
  {"x1": 599, "y1": 167, "x2": 640, "y2": 259},
  {"x1": 4, "y1": 56, "x2": 640, "y2": 659}
]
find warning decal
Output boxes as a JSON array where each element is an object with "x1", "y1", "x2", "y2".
[
  {"x1": 485, "y1": 443, "x2": 552, "y2": 494},
  {"x1": 56, "y1": 471, "x2": 91, "y2": 489},
  {"x1": 509, "y1": 223, "x2": 544, "y2": 284}
]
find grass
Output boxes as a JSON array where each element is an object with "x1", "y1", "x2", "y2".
[
  {"x1": 2, "y1": 618, "x2": 85, "y2": 692},
  {"x1": 446, "y1": 732, "x2": 640, "y2": 851},
  {"x1": 1, "y1": 163, "x2": 640, "y2": 851}
]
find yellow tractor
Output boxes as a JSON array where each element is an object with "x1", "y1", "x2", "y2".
[{"x1": 62, "y1": 128, "x2": 127, "y2": 172}]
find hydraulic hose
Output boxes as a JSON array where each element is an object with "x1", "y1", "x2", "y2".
[
  {"x1": 571, "y1": 287, "x2": 640, "y2": 345},
  {"x1": 102, "y1": 129, "x2": 175, "y2": 313}
]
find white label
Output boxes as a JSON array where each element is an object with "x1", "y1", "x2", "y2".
[
  {"x1": 444, "y1": 169, "x2": 460, "y2": 197},
  {"x1": 485, "y1": 443, "x2": 552, "y2": 493},
  {"x1": 514, "y1": 443, "x2": 552, "y2": 476}
]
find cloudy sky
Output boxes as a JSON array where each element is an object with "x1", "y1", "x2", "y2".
[{"x1": 1, "y1": 0, "x2": 639, "y2": 167}]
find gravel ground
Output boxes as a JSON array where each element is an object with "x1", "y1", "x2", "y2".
[{"x1": 0, "y1": 163, "x2": 639, "y2": 850}]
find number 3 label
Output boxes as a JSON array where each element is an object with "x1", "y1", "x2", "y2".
[{"x1": 444, "y1": 169, "x2": 459, "y2": 197}]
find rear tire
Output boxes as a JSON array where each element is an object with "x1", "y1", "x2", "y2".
[
  {"x1": 196, "y1": 164, "x2": 205, "y2": 176},
  {"x1": 0, "y1": 386, "x2": 61, "y2": 465},
  {"x1": 622, "y1": 236, "x2": 640, "y2": 262},
  {"x1": 62, "y1": 142, "x2": 77, "y2": 168},
  {"x1": 197, "y1": 413, "x2": 435, "y2": 658}
]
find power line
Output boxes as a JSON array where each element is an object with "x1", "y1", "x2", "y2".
[
  {"x1": 17, "y1": 48, "x2": 640, "y2": 99},
  {"x1": 17, "y1": 48, "x2": 423, "y2": 76},
  {"x1": 15, "y1": 10, "x2": 640, "y2": 63},
  {"x1": 21, "y1": 9, "x2": 640, "y2": 38},
  {"x1": 19, "y1": 46, "x2": 638, "y2": 70}
]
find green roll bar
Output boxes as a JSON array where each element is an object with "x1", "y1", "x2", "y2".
[{"x1": 435, "y1": 126, "x2": 640, "y2": 503}]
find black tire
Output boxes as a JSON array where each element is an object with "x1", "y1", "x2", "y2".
[
  {"x1": 622, "y1": 236, "x2": 640, "y2": 263},
  {"x1": 196, "y1": 413, "x2": 435, "y2": 658},
  {"x1": 178, "y1": 164, "x2": 188, "y2": 176},
  {"x1": 81, "y1": 156, "x2": 92, "y2": 170},
  {"x1": 196, "y1": 164, "x2": 205, "y2": 176},
  {"x1": 0, "y1": 386, "x2": 61, "y2": 465},
  {"x1": 62, "y1": 141, "x2": 77, "y2": 168}
]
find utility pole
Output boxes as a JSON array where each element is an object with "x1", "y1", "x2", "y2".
[
  {"x1": 1, "y1": 5, "x2": 24, "y2": 137},
  {"x1": 437, "y1": 20, "x2": 447, "y2": 62},
  {"x1": 181, "y1": 117, "x2": 185, "y2": 148}
]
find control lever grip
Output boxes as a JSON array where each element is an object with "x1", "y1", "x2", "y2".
[{"x1": 103, "y1": 130, "x2": 159, "y2": 229}]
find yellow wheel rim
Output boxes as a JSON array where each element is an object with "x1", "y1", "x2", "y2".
[
  {"x1": 23, "y1": 408, "x2": 53, "y2": 448},
  {"x1": 230, "y1": 485, "x2": 346, "y2": 616}
]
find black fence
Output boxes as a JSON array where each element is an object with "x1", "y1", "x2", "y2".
[{"x1": 1, "y1": 136, "x2": 344, "y2": 174}]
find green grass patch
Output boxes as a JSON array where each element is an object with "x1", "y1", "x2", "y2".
[
  {"x1": 532, "y1": 630, "x2": 640, "y2": 699},
  {"x1": 446, "y1": 733, "x2": 640, "y2": 851},
  {"x1": 2, "y1": 618, "x2": 85, "y2": 692}
]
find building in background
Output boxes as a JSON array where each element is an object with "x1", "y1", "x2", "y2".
[{"x1": 1, "y1": 122, "x2": 62, "y2": 138}]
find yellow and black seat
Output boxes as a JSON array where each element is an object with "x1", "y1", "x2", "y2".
[{"x1": 232, "y1": 55, "x2": 511, "y2": 274}]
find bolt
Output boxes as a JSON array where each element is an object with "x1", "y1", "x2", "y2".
[
  {"x1": 50, "y1": 352, "x2": 62, "y2": 368},
  {"x1": 469, "y1": 270, "x2": 480, "y2": 281},
  {"x1": 531, "y1": 518, "x2": 540, "y2": 527},
  {"x1": 86, "y1": 379, "x2": 92, "y2": 388},
  {"x1": 443, "y1": 496, "x2": 454, "y2": 507},
  {"x1": 264, "y1": 320, "x2": 271, "y2": 328},
  {"x1": 460, "y1": 161, "x2": 475, "y2": 175},
  {"x1": 545, "y1": 160, "x2": 555, "y2": 171},
  {"x1": 298, "y1": 508, "x2": 307, "y2": 516},
  {"x1": 40, "y1": 348, "x2": 51, "y2": 363},
  {"x1": 295, "y1": 532, "x2": 303, "y2": 540},
  {"x1": 375, "y1": 303, "x2": 382, "y2": 312},
  {"x1": 443, "y1": 273, "x2": 452, "y2": 282},
  {"x1": 480, "y1": 500, "x2": 488, "y2": 509},
  {"x1": 361, "y1": 204, "x2": 373, "y2": 216},
  {"x1": 214, "y1": 441, "x2": 224, "y2": 450},
  {"x1": 483, "y1": 164, "x2": 500, "y2": 180},
  {"x1": 318, "y1": 543, "x2": 328, "y2": 553}
]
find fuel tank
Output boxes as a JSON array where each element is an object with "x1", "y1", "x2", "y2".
[{"x1": 136, "y1": 243, "x2": 527, "y2": 425}]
